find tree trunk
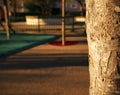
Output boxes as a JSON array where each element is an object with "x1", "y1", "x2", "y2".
[
  {"x1": 3, "y1": 0, "x2": 11, "y2": 40},
  {"x1": 86, "y1": 0, "x2": 120, "y2": 95},
  {"x1": 62, "y1": 0, "x2": 65, "y2": 45}
]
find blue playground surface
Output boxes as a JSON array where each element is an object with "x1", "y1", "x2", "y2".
[{"x1": 0, "y1": 31, "x2": 59, "y2": 57}]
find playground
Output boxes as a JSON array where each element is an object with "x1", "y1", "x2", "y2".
[{"x1": 0, "y1": 31, "x2": 60, "y2": 57}]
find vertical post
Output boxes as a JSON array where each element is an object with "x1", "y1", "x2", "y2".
[
  {"x1": 13, "y1": 0, "x2": 17, "y2": 17},
  {"x1": 72, "y1": 16, "x2": 74, "y2": 32},
  {"x1": 62, "y1": 0, "x2": 65, "y2": 45},
  {"x1": 38, "y1": 16, "x2": 40, "y2": 32},
  {"x1": 3, "y1": 0, "x2": 11, "y2": 40}
]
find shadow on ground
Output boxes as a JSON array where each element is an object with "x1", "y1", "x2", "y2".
[{"x1": 0, "y1": 53, "x2": 88, "y2": 70}]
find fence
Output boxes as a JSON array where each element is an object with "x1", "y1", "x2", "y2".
[
  {"x1": 0, "y1": 15, "x2": 85, "y2": 34},
  {"x1": 0, "y1": 0, "x2": 86, "y2": 35}
]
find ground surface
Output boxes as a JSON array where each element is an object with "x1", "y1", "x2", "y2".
[
  {"x1": 0, "y1": 32, "x2": 59, "y2": 57},
  {"x1": 0, "y1": 31, "x2": 89, "y2": 95}
]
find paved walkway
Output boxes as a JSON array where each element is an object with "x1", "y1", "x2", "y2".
[{"x1": 0, "y1": 35, "x2": 89, "y2": 95}]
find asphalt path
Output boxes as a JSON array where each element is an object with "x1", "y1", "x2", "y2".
[{"x1": 0, "y1": 36, "x2": 89, "y2": 95}]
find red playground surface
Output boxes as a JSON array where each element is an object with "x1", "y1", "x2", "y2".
[{"x1": 50, "y1": 41, "x2": 78, "y2": 46}]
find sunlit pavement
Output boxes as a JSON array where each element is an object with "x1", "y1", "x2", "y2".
[{"x1": 0, "y1": 36, "x2": 89, "y2": 95}]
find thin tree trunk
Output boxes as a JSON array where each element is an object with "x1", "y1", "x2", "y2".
[
  {"x1": 62, "y1": 0, "x2": 65, "y2": 45},
  {"x1": 3, "y1": 0, "x2": 11, "y2": 40},
  {"x1": 86, "y1": 0, "x2": 120, "y2": 95}
]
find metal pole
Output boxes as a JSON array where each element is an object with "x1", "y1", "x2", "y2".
[
  {"x1": 38, "y1": 16, "x2": 40, "y2": 32},
  {"x1": 72, "y1": 16, "x2": 74, "y2": 32},
  {"x1": 62, "y1": 0, "x2": 65, "y2": 45}
]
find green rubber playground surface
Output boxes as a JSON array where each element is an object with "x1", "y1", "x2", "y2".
[{"x1": 0, "y1": 31, "x2": 59, "y2": 57}]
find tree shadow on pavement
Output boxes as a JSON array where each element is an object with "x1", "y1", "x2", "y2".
[{"x1": 0, "y1": 53, "x2": 88, "y2": 70}]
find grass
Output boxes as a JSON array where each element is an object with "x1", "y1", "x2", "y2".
[{"x1": 0, "y1": 31, "x2": 60, "y2": 57}]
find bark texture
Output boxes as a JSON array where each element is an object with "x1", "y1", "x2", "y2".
[{"x1": 86, "y1": 0, "x2": 120, "y2": 95}]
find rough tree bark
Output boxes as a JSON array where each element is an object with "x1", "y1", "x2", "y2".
[{"x1": 86, "y1": 0, "x2": 120, "y2": 95}]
